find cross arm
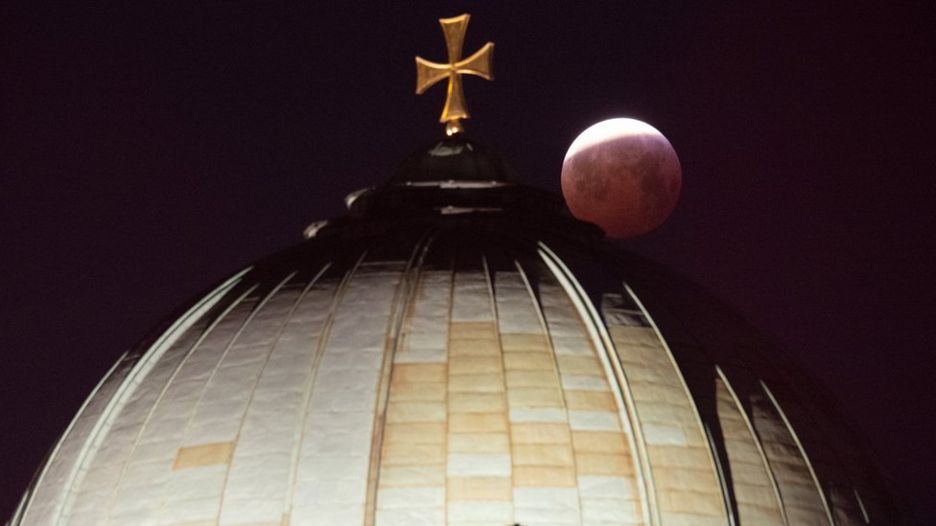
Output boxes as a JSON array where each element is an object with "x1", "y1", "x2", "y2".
[
  {"x1": 415, "y1": 57, "x2": 451, "y2": 94},
  {"x1": 454, "y1": 42, "x2": 494, "y2": 80}
]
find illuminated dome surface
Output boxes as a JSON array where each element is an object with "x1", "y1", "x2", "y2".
[{"x1": 9, "y1": 137, "x2": 895, "y2": 525}]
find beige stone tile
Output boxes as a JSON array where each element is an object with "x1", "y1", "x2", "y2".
[
  {"x1": 392, "y1": 363, "x2": 447, "y2": 384},
  {"x1": 448, "y1": 392, "x2": 506, "y2": 413},
  {"x1": 657, "y1": 489, "x2": 725, "y2": 515},
  {"x1": 653, "y1": 466, "x2": 721, "y2": 490},
  {"x1": 609, "y1": 326, "x2": 659, "y2": 346},
  {"x1": 506, "y1": 387, "x2": 564, "y2": 408},
  {"x1": 447, "y1": 477, "x2": 513, "y2": 501},
  {"x1": 556, "y1": 355, "x2": 603, "y2": 376},
  {"x1": 448, "y1": 433, "x2": 510, "y2": 453},
  {"x1": 499, "y1": 333, "x2": 549, "y2": 351},
  {"x1": 575, "y1": 453, "x2": 634, "y2": 476},
  {"x1": 386, "y1": 401, "x2": 446, "y2": 423},
  {"x1": 571, "y1": 431, "x2": 629, "y2": 454},
  {"x1": 449, "y1": 338, "x2": 500, "y2": 357},
  {"x1": 505, "y1": 370, "x2": 559, "y2": 389},
  {"x1": 449, "y1": 355, "x2": 503, "y2": 375},
  {"x1": 448, "y1": 373, "x2": 505, "y2": 393},
  {"x1": 383, "y1": 423, "x2": 446, "y2": 444},
  {"x1": 173, "y1": 442, "x2": 234, "y2": 470},
  {"x1": 513, "y1": 465, "x2": 577, "y2": 487},
  {"x1": 510, "y1": 423, "x2": 571, "y2": 445},
  {"x1": 389, "y1": 382, "x2": 447, "y2": 402},
  {"x1": 382, "y1": 442, "x2": 446, "y2": 465},
  {"x1": 564, "y1": 390, "x2": 617, "y2": 411},
  {"x1": 631, "y1": 385, "x2": 691, "y2": 407},
  {"x1": 503, "y1": 351, "x2": 556, "y2": 371},
  {"x1": 450, "y1": 322, "x2": 497, "y2": 340},
  {"x1": 632, "y1": 400, "x2": 693, "y2": 422},
  {"x1": 449, "y1": 413, "x2": 508, "y2": 433},
  {"x1": 650, "y1": 444, "x2": 711, "y2": 468},
  {"x1": 512, "y1": 444, "x2": 574, "y2": 466},
  {"x1": 379, "y1": 465, "x2": 445, "y2": 487}
]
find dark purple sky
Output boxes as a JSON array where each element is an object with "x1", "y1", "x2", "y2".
[{"x1": 2, "y1": 2, "x2": 933, "y2": 522}]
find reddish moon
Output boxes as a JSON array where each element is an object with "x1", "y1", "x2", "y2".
[{"x1": 561, "y1": 118, "x2": 682, "y2": 238}]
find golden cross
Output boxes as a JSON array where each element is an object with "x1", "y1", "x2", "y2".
[{"x1": 416, "y1": 14, "x2": 494, "y2": 136}]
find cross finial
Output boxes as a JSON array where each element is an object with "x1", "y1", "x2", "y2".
[{"x1": 415, "y1": 14, "x2": 494, "y2": 136}]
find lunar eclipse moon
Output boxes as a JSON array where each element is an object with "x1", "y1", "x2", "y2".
[{"x1": 561, "y1": 118, "x2": 682, "y2": 238}]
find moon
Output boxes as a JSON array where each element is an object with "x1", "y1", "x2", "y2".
[{"x1": 561, "y1": 118, "x2": 682, "y2": 238}]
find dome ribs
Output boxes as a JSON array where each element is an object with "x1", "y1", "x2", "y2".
[
  {"x1": 35, "y1": 269, "x2": 251, "y2": 526},
  {"x1": 11, "y1": 211, "x2": 899, "y2": 524},
  {"x1": 216, "y1": 266, "x2": 331, "y2": 524},
  {"x1": 495, "y1": 264, "x2": 578, "y2": 523},
  {"x1": 750, "y1": 381, "x2": 835, "y2": 525},
  {"x1": 712, "y1": 368, "x2": 787, "y2": 524},
  {"x1": 374, "y1": 264, "x2": 453, "y2": 525},
  {"x1": 442, "y1": 258, "x2": 513, "y2": 524},
  {"x1": 598, "y1": 246, "x2": 888, "y2": 524},
  {"x1": 365, "y1": 230, "x2": 439, "y2": 526},
  {"x1": 281, "y1": 253, "x2": 363, "y2": 524},
  {"x1": 149, "y1": 272, "x2": 296, "y2": 525},
  {"x1": 289, "y1": 255, "x2": 406, "y2": 524},
  {"x1": 753, "y1": 362, "x2": 878, "y2": 525},
  {"x1": 598, "y1": 284, "x2": 729, "y2": 525},
  {"x1": 529, "y1": 264, "x2": 649, "y2": 525}
]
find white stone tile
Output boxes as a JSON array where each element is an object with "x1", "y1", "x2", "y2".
[
  {"x1": 452, "y1": 272, "x2": 493, "y2": 322},
  {"x1": 157, "y1": 496, "x2": 221, "y2": 524},
  {"x1": 513, "y1": 506, "x2": 581, "y2": 525},
  {"x1": 218, "y1": 497, "x2": 285, "y2": 525},
  {"x1": 447, "y1": 500, "x2": 513, "y2": 522},
  {"x1": 291, "y1": 503, "x2": 365, "y2": 526},
  {"x1": 561, "y1": 374, "x2": 608, "y2": 391},
  {"x1": 377, "y1": 487, "x2": 445, "y2": 509},
  {"x1": 568, "y1": 410, "x2": 621, "y2": 431},
  {"x1": 225, "y1": 453, "x2": 290, "y2": 500},
  {"x1": 642, "y1": 423, "x2": 688, "y2": 445},
  {"x1": 552, "y1": 336, "x2": 594, "y2": 356},
  {"x1": 578, "y1": 475, "x2": 635, "y2": 499},
  {"x1": 580, "y1": 497, "x2": 642, "y2": 523},
  {"x1": 510, "y1": 407, "x2": 568, "y2": 423},
  {"x1": 120, "y1": 458, "x2": 171, "y2": 488},
  {"x1": 164, "y1": 465, "x2": 227, "y2": 501},
  {"x1": 513, "y1": 487, "x2": 580, "y2": 509},
  {"x1": 447, "y1": 453, "x2": 512, "y2": 477},
  {"x1": 375, "y1": 507, "x2": 445, "y2": 526}
]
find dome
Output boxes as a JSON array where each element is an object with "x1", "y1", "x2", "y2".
[{"x1": 8, "y1": 137, "x2": 896, "y2": 526}]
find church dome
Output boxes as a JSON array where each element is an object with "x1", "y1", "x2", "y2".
[{"x1": 8, "y1": 137, "x2": 896, "y2": 526}]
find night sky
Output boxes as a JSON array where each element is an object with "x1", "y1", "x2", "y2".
[{"x1": 2, "y1": 2, "x2": 933, "y2": 522}]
